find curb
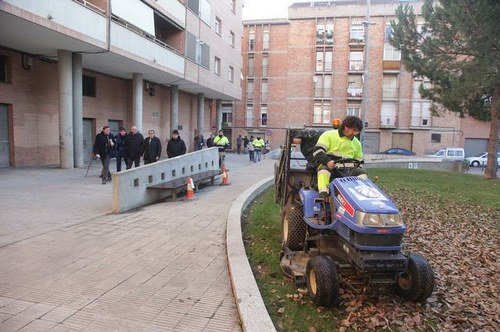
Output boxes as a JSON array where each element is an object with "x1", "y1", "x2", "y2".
[{"x1": 226, "y1": 176, "x2": 276, "y2": 332}]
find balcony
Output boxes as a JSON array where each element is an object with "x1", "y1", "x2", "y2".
[
  {"x1": 383, "y1": 60, "x2": 401, "y2": 72},
  {"x1": 349, "y1": 62, "x2": 364, "y2": 72},
  {"x1": 380, "y1": 115, "x2": 397, "y2": 128},
  {"x1": 410, "y1": 116, "x2": 431, "y2": 128},
  {"x1": 347, "y1": 87, "x2": 363, "y2": 99},
  {"x1": 349, "y1": 38, "x2": 365, "y2": 48}
]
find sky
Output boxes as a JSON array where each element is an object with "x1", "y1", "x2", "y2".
[{"x1": 242, "y1": 0, "x2": 297, "y2": 20}]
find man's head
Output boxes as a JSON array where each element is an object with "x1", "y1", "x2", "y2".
[
  {"x1": 102, "y1": 126, "x2": 110, "y2": 135},
  {"x1": 119, "y1": 127, "x2": 126, "y2": 136},
  {"x1": 218, "y1": 130, "x2": 224, "y2": 137},
  {"x1": 148, "y1": 130, "x2": 155, "y2": 138},
  {"x1": 130, "y1": 126, "x2": 138, "y2": 134},
  {"x1": 172, "y1": 129, "x2": 179, "y2": 138},
  {"x1": 341, "y1": 116, "x2": 363, "y2": 139}
]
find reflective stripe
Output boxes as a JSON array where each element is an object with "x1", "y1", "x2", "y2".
[{"x1": 312, "y1": 147, "x2": 326, "y2": 157}]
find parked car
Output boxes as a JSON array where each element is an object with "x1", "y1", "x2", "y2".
[
  {"x1": 426, "y1": 148, "x2": 465, "y2": 161},
  {"x1": 379, "y1": 148, "x2": 416, "y2": 156},
  {"x1": 465, "y1": 152, "x2": 500, "y2": 167}
]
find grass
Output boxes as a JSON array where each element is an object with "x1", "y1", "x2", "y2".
[{"x1": 243, "y1": 169, "x2": 500, "y2": 331}]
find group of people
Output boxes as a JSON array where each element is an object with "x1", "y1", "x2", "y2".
[
  {"x1": 92, "y1": 126, "x2": 188, "y2": 185},
  {"x1": 234, "y1": 135, "x2": 269, "y2": 163}
]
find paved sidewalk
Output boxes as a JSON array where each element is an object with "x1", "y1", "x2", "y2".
[{"x1": 0, "y1": 153, "x2": 275, "y2": 331}]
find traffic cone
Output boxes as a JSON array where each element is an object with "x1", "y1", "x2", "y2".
[
  {"x1": 220, "y1": 166, "x2": 230, "y2": 186},
  {"x1": 186, "y1": 177, "x2": 195, "y2": 200}
]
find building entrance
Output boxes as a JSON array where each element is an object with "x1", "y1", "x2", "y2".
[
  {"x1": 0, "y1": 104, "x2": 10, "y2": 167},
  {"x1": 83, "y1": 118, "x2": 95, "y2": 164}
]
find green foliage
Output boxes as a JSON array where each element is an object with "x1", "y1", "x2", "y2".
[{"x1": 390, "y1": 0, "x2": 500, "y2": 119}]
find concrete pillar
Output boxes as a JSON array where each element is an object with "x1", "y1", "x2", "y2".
[
  {"x1": 132, "y1": 73, "x2": 143, "y2": 133},
  {"x1": 72, "y1": 53, "x2": 83, "y2": 168},
  {"x1": 197, "y1": 93, "x2": 205, "y2": 134},
  {"x1": 58, "y1": 50, "x2": 74, "y2": 169},
  {"x1": 170, "y1": 84, "x2": 179, "y2": 133},
  {"x1": 216, "y1": 99, "x2": 223, "y2": 131}
]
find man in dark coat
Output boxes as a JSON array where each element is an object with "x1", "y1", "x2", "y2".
[
  {"x1": 143, "y1": 129, "x2": 162, "y2": 164},
  {"x1": 92, "y1": 125, "x2": 114, "y2": 184},
  {"x1": 166, "y1": 130, "x2": 187, "y2": 158},
  {"x1": 125, "y1": 125, "x2": 144, "y2": 169},
  {"x1": 114, "y1": 127, "x2": 127, "y2": 172}
]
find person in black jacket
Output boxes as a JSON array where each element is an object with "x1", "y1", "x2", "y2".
[
  {"x1": 114, "y1": 127, "x2": 127, "y2": 172},
  {"x1": 166, "y1": 130, "x2": 187, "y2": 158},
  {"x1": 92, "y1": 125, "x2": 114, "y2": 184},
  {"x1": 125, "y1": 125, "x2": 144, "y2": 169},
  {"x1": 143, "y1": 130, "x2": 162, "y2": 164}
]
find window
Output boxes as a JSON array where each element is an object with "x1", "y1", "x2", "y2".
[
  {"x1": 384, "y1": 43, "x2": 401, "y2": 61},
  {"x1": 350, "y1": 22, "x2": 364, "y2": 42},
  {"x1": 316, "y1": 20, "x2": 333, "y2": 45},
  {"x1": 229, "y1": 30, "x2": 235, "y2": 47},
  {"x1": 82, "y1": 75, "x2": 96, "y2": 97},
  {"x1": 261, "y1": 79, "x2": 268, "y2": 102},
  {"x1": 431, "y1": 133, "x2": 441, "y2": 143},
  {"x1": 186, "y1": 32, "x2": 209, "y2": 68},
  {"x1": 247, "y1": 79, "x2": 254, "y2": 101},
  {"x1": 0, "y1": 55, "x2": 9, "y2": 83},
  {"x1": 325, "y1": 22, "x2": 333, "y2": 45},
  {"x1": 262, "y1": 55, "x2": 268, "y2": 77},
  {"x1": 188, "y1": 0, "x2": 200, "y2": 14},
  {"x1": 263, "y1": 30, "x2": 270, "y2": 50},
  {"x1": 231, "y1": 0, "x2": 236, "y2": 13},
  {"x1": 349, "y1": 51, "x2": 363, "y2": 71},
  {"x1": 248, "y1": 31, "x2": 255, "y2": 51},
  {"x1": 347, "y1": 75, "x2": 363, "y2": 97},
  {"x1": 261, "y1": 105, "x2": 268, "y2": 126},
  {"x1": 347, "y1": 105, "x2": 361, "y2": 117},
  {"x1": 246, "y1": 104, "x2": 253, "y2": 127},
  {"x1": 313, "y1": 101, "x2": 331, "y2": 124},
  {"x1": 382, "y1": 75, "x2": 398, "y2": 98},
  {"x1": 316, "y1": 50, "x2": 333, "y2": 72},
  {"x1": 248, "y1": 56, "x2": 254, "y2": 77},
  {"x1": 228, "y1": 66, "x2": 234, "y2": 82},
  {"x1": 215, "y1": 17, "x2": 221, "y2": 35},
  {"x1": 324, "y1": 50, "x2": 332, "y2": 72},
  {"x1": 314, "y1": 75, "x2": 332, "y2": 98},
  {"x1": 316, "y1": 23, "x2": 325, "y2": 45},
  {"x1": 411, "y1": 101, "x2": 431, "y2": 127},
  {"x1": 214, "y1": 57, "x2": 221, "y2": 75},
  {"x1": 316, "y1": 51, "x2": 323, "y2": 72},
  {"x1": 222, "y1": 103, "x2": 233, "y2": 125},
  {"x1": 412, "y1": 79, "x2": 431, "y2": 99},
  {"x1": 380, "y1": 102, "x2": 396, "y2": 126}
]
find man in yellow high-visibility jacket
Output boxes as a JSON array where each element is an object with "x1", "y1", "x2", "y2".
[
  {"x1": 312, "y1": 116, "x2": 367, "y2": 198},
  {"x1": 213, "y1": 129, "x2": 229, "y2": 167},
  {"x1": 252, "y1": 136, "x2": 265, "y2": 163}
]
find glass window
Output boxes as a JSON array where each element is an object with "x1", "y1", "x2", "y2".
[
  {"x1": 380, "y1": 102, "x2": 396, "y2": 126},
  {"x1": 316, "y1": 51, "x2": 323, "y2": 72},
  {"x1": 215, "y1": 17, "x2": 221, "y2": 35},
  {"x1": 246, "y1": 104, "x2": 253, "y2": 127},
  {"x1": 261, "y1": 105, "x2": 268, "y2": 126},
  {"x1": 347, "y1": 105, "x2": 360, "y2": 117},
  {"x1": 247, "y1": 79, "x2": 253, "y2": 100},
  {"x1": 313, "y1": 101, "x2": 331, "y2": 124},
  {"x1": 348, "y1": 75, "x2": 363, "y2": 97},
  {"x1": 229, "y1": 66, "x2": 234, "y2": 82},
  {"x1": 248, "y1": 31, "x2": 255, "y2": 51},
  {"x1": 324, "y1": 50, "x2": 332, "y2": 72},
  {"x1": 229, "y1": 30, "x2": 235, "y2": 47},
  {"x1": 316, "y1": 23, "x2": 325, "y2": 45},
  {"x1": 231, "y1": 0, "x2": 236, "y2": 13},
  {"x1": 0, "y1": 55, "x2": 8, "y2": 83},
  {"x1": 263, "y1": 31, "x2": 270, "y2": 50},
  {"x1": 248, "y1": 55, "x2": 254, "y2": 77},
  {"x1": 350, "y1": 22, "x2": 364, "y2": 42},
  {"x1": 383, "y1": 75, "x2": 398, "y2": 98},
  {"x1": 349, "y1": 51, "x2": 363, "y2": 71},
  {"x1": 325, "y1": 21, "x2": 334, "y2": 45},
  {"x1": 214, "y1": 57, "x2": 221, "y2": 75},
  {"x1": 261, "y1": 80, "x2": 268, "y2": 102},
  {"x1": 262, "y1": 55, "x2": 268, "y2": 77},
  {"x1": 82, "y1": 75, "x2": 96, "y2": 97},
  {"x1": 384, "y1": 43, "x2": 401, "y2": 61}
]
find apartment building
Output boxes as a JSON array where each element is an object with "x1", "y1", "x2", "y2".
[
  {"x1": 0, "y1": 0, "x2": 243, "y2": 167},
  {"x1": 234, "y1": 0, "x2": 492, "y2": 155}
]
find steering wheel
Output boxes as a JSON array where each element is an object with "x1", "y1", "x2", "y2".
[{"x1": 332, "y1": 158, "x2": 364, "y2": 168}]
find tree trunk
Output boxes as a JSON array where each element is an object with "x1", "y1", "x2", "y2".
[{"x1": 484, "y1": 83, "x2": 499, "y2": 179}]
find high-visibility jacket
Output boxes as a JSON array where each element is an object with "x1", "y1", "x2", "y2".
[
  {"x1": 252, "y1": 138, "x2": 265, "y2": 150},
  {"x1": 313, "y1": 129, "x2": 363, "y2": 165},
  {"x1": 213, "y1": 135, "x2": 229, "y2": 151}
]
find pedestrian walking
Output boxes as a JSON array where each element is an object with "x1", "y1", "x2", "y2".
[
  {"x1": 143, "y1": 130, "x2": 162, "y2": 164},
  {"x1": 213, "y1": 129, "x2": 230, "y2": 168},
  {"x1": 92, "y1": 125, "x2": 114, "y2": 184},
  {"x1": 236, "y1": 135, "x2": 243, "y2": 154},
  {"x1": 248, "y1": 136, "x2": 254, "y2": 162},
  {"x1": 243, "y1": 135, "x2": 249, "y2": 154},
  {"x1": 194, "y1": 129, "x2": 204, "y2": 151},
  {"x1": 252, "y1": 136, "x2": 265, "y2": 163},
  {"x1": 114, "y1": 127, "x2": 127, "y2": 172},
  {"x1": 166, "y1": 129, "x2": 187, "y2": 158},
  {"x1": 206, "y1": 133, "x2": 215, "y2": 148},
  {"x1": 125, "y1": 125, "x2": 144, "y2": 169}
]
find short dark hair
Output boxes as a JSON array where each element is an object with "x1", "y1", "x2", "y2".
[
  {"x1": 103, "y1": 125, "x2": 110, "y2": 130},
  {"x1": 341, "y1": 116, "x2": 363, "y2": 132},
  {"x1": 119, "y1": 127, "x2": 126, "y2": 131}
]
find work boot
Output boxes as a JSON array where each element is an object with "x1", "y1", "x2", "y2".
[
  {"x1": 102, "y1": 178, "x2": 106, "y2": 185},
  {"x1": 106, "y1": 175, "x2": 112, "y2": 182}
]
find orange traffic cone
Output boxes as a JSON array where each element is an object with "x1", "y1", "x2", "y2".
[
  {"x1": 220, "y1": 166, "x2": 230, "y2": 186},
  {"x1": 186, "y1": 177, "x2": 195, "y2": 200}
]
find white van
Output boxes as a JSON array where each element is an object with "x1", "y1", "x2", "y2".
[{"x1": 428, "y1": 148, "x2": 465, "y2": 161}]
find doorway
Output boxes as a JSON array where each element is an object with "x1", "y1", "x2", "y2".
[
  {"x1": 0, "y1": 104, "x2": 11, "y2": 167},
  {"x1": 83, "y1": 118, "x2": 95, "y2": 164},
  {"x1": 392, "y1": 133, "x2": 413, "y2": 151}
]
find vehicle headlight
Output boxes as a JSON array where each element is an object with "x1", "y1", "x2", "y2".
[{"x1": 356, "y1": 211, "x2": 403, "y2": 227}]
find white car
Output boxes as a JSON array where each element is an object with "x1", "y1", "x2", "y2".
[{"x1": 465, "y1": 152, "x2": 500, "y2": 167}]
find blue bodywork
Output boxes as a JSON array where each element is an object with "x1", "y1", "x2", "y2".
[{"x1": 299, "y1": 176, "x2": 406, "y2": 251}]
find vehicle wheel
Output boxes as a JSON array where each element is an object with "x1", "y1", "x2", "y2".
[
  {"x1": 282, "y1": 205, "x2": 306, "y2": 251},
  {"x1": 396, "y1": 253, "x2": 435, "y2": 302},
  {"x1": 306, "y1": 255, "x2": 339, "y2": 307},
  {"x1": 471, "y1": 161, "x2": 480, "y2": 167}
]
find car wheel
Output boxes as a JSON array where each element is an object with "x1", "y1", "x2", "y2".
[
  {"x1": 282, "y1": 205, "x2": 306, "y2": 251},
  {"x1": 471, "y1": 161, "x2": 480, "y2": 167},
  {"x1": 395, "y1": 253, "x2": 435, "y2": 302},
  {"x1": 306, "y1": 255, "x2": 339, "y2": 307}
]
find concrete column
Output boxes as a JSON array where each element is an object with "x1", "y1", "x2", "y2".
[
  {"x1": 197, "y1": 93, "x2": 205, "y2": 134},
  {"x1": 72, "y1": 53, "x2": 83, "y2": 168},
  {"x1": 170, "y1": 84, "x2": 179, "y2": 133},
  {"x1": 132, "y1": 73, "x2": 143, "y2": 133},
  {"x1": 58, "y1": 50, "x2": 74, "y2": 169},
  {"x1": 216, "y1": 99, "x2": 223, "y2": 131}
]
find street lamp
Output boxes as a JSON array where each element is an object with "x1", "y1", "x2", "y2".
[{"x1": 360, "y1": 0, "x2": 374, "y2": 150}]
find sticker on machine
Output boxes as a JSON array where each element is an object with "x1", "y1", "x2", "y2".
[{"x1": 349, "y1": 185, "x2": 388, "y2": 201}]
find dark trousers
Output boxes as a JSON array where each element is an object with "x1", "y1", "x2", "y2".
[
  {"x1": 249, "y1": 150, "x2": 254, "y2": 162},
  {"x1": 126, "y1": 156, "x2": 140, "y2": 170},
  {"x1": 237, "y1": 144, "x2": 242, "y2": 154},
  {"x1": 144, "y1": 158, "x2": 158, "y2": 165},
  {"x1": 116, "y1": 155, "x2": 125, "y2": 172},
  {"x1": 100, "y1": 156, "x2": 111, "y2": 179}
]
